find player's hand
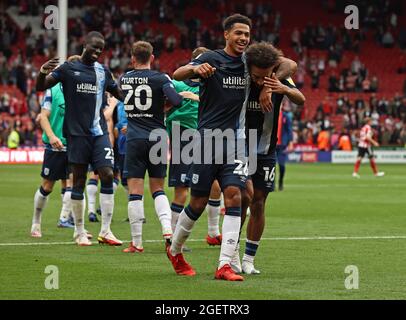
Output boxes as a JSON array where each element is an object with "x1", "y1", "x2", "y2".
[
  {"x1": 193, "y1": 63, "x2": 216, "y2": 78},
  {"x1": 374, "y1": 141, "x2": 380, "y2": 147},
  {"x1": 67, "y1": 55, "x2": 81, "y2": 62},
  {"x1": 259, "y1": 87, "x2": 273, "y2": 113},
  {"x1": 179, "y1": 91, "x2": 199, "y2": 101},
  {"x1": 49, "y1": 135, "x2": 64, "y2": 151},
  {"x1": 121, "y1": 126, "x2": 127, "y2": 135},
  {"x1": 40, "y1": 57, "x2": 59, "y2": 74},
  {"x1": 287, "y1": 142, "x2": 294, "y2": 152},
  {"x1": 264, "y1": 73, "x2": 288, "y2": 94}
]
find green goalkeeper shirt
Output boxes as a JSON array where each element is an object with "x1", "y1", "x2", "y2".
[
  {"x1": 166, "y1": 79, "x2": 199, "y2": 136},
  {"x1": 41, "y1": 83, "x2": 67, "y2": 147}
]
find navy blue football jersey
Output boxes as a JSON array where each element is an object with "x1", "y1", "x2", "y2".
[
  {"x1": 120, "y1": 69, "x2": 180, "y2": 140},
  {"x1": 245, "y1": 78, "x2": 296, "y2": 156},
  {"x1": 51, "y1": 60, "x2": 117, "y2": 137},
  {"x1": 190, "y1": 50, "x2": 249, "y2": 138}
]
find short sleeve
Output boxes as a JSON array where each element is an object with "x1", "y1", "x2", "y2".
[
  {"x1": 41, "y1": 89, "x2": 52, "y2": 111},
  {"x1": 50, "y1": 61, "x2": 69, "y2": 82},
  {"x1": 282, "y1": 77, "x2": 297, "y2": 89},
  {"x1": 189, "y1": 51, "x2": 212, "y2": 66}
]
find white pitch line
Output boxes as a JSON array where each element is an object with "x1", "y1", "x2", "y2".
[{"x1": 1, "y1": 235, "x2": 406, "y2": 246}]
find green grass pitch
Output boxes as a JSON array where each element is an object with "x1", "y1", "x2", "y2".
[{"x1": 0, "y1": 163, "x2": 405, "y2": 300}]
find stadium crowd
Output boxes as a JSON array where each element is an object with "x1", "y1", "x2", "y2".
[{"x1": 1, "y1": 0, "x2": 406, "y2": 150}]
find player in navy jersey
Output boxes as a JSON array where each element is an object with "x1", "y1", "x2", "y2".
[
  {"x1": 36, "y1": 31, "x2": 125, "y2": 246},
  {"x1": 240, "y1": 42, "x2": 305, "y2": 274},
  {"x1": 166, "y1": 14, "x2": 298, "y2": 281},
  {"x1": 120, "y1": 41, "x2": 198, "y2": 253}
]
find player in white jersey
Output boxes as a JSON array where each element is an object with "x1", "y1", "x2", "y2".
[{"x1": 352, "y1": 117, "x2": 385, "y2": 178}]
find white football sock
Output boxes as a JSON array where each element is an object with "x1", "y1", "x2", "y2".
[
  {"x1": 32, "y1": 188, "x2": 49, "y2": 225},
  {"x1": 86, "y1": 183, "x2": 98, "y2": 213},
  {"x1": 154, "y1": 194, "x2": 172, "y2": 237},
  {"x1": 170, "y1": 203, "x2": 184, "y2": 233},
  {"x1": 59, "y1": 189, "x2": 72, "y2": 221},
  {"x1": 219, "y1": 214, "x2": 241, "y2": 268},
  {"x1": 113, "y1": 179, "x2": 119, "y2": 193},
  {"x1": 207, "y1": 199, "x2": 221, "y2": 237},
  {"x1": 71, "y1": 198, "x2": 85, "y2": 235},
  {"x1": 100, "y1": 192, "x2": 114, "y2": 234},
  {"x1": 128, "y1": 199, "x2": 144, "y2": 248},
  {"x1": 171, "y1": 210, "x2": 195, "y2": 256}
]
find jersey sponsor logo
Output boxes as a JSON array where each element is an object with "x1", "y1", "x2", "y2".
[
  {"x1": 222, "y1": 76, "x2": 246, "y2": 86},
  {"x1": 76, "y1": 83, "x2": 97, "y2": 94}
]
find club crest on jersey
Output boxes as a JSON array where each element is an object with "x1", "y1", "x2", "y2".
[{"x1": 192, "y1": 174, "x2": 199, "y2": 184}]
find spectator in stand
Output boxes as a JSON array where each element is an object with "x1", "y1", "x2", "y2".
[
  {"x1": 311, "y1": 70, "x2": 319, "y2": 89},
  {"x1": 382, "y1": 29, "x2": 395, "y2": 48},
  {"x1": 328, "y1": 72, "x2": 339, "y2": 92},
  {"x1": 362, "y1": 77, "x2": 371, "y2": 92},
  {"x1": 338, "y1": 131, "x2": 352, "y2": 150},
  {"x1": 351, "y1": 56, "x2": 362, "y2": 74},
  {"x1": 399, "y1": 27, "x2": 406, "y2": 50},
  {"x1": 317, "y1": 128, "x2": 330, "y2": 151},
  {"x1": 398, "y1": 123, "x2": 406, "y2": 147},
  {"x1": 295, "y1": 66, "x2": 305, "y2": 89},
  {"x1": 330, "y1": 127, "x2": 340, "y2": 150},
  {"x1": 7, "y1": 125, "x2": 20, "y2": 149},
  {"x1": 291, "y1": 27, "x2": 300, "y2": 52},
  {"x1": 370, "y1": 76, "x2": 379, "y2": 92}
]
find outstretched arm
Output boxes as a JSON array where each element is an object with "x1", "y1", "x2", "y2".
[{"x1": 173, "y1": 63, "x2": 216, "y2": 81}]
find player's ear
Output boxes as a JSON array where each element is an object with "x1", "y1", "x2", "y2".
[
  {"x1": 150, "y1": 54, "x2": 155, "y2": 65},
  {"x1": 224, "y1": 30, "x2": 229, "y2": 41}
]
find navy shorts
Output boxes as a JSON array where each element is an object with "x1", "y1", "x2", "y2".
[
  {"x1": 41, "y1": 148, "x2": 70, "y2": 181},
  {"x1": 276, "y1": 145, "x2": 288, "y2": 166},
  {"x1": 358, "y1": 147, "x2": 373, "y2": 159},
  {"x1": 189, "y1": 137, "x2": 248, "y2": 196},
  {"x1": 169, "y1": 138, "x2": 191, "y2": 187},
  {"x1": 125, "y1": 139, "x2": 167, "y2": 179},
  {"x1": 67, "y1": 135, "x2": 114, "y2": 170},
  {"x1": 251, "y1": 153, "x2": 277, "y2": 193}
]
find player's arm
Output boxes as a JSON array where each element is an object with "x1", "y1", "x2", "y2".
[
  {"x1": 103, "y1": 95, "x2": 118, "y2": 121},
  {"x1": 259, "y1": 57, "x2": 298, "y2": 112},
  {"x1": 36, "y1": 58, "x2": 60, "y2": 91},
  {"x1": 178, "y1": 91, "x2": 199, "y2": 102},
  {"x1": 264, "y1": 74, "x2": 305, "y2": 105},
  {"x1": 274, "y1": 57, "x2": 298, "y2": 80},
  {"x1": 366, "y1": 134, "x2": 379, "y2": 147},
  {"x1": 39, "y1": 90, "x2": 64, "y2": 151},
  {"x1": 173, "y1": 63, "x2": 216, "y2": 80},
  {"x1": 163, "y1": 83, "x2": 184, "y2": 109},
  {"x1": 108, "y1": 85, "x2": 125, "y2": 102}
]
